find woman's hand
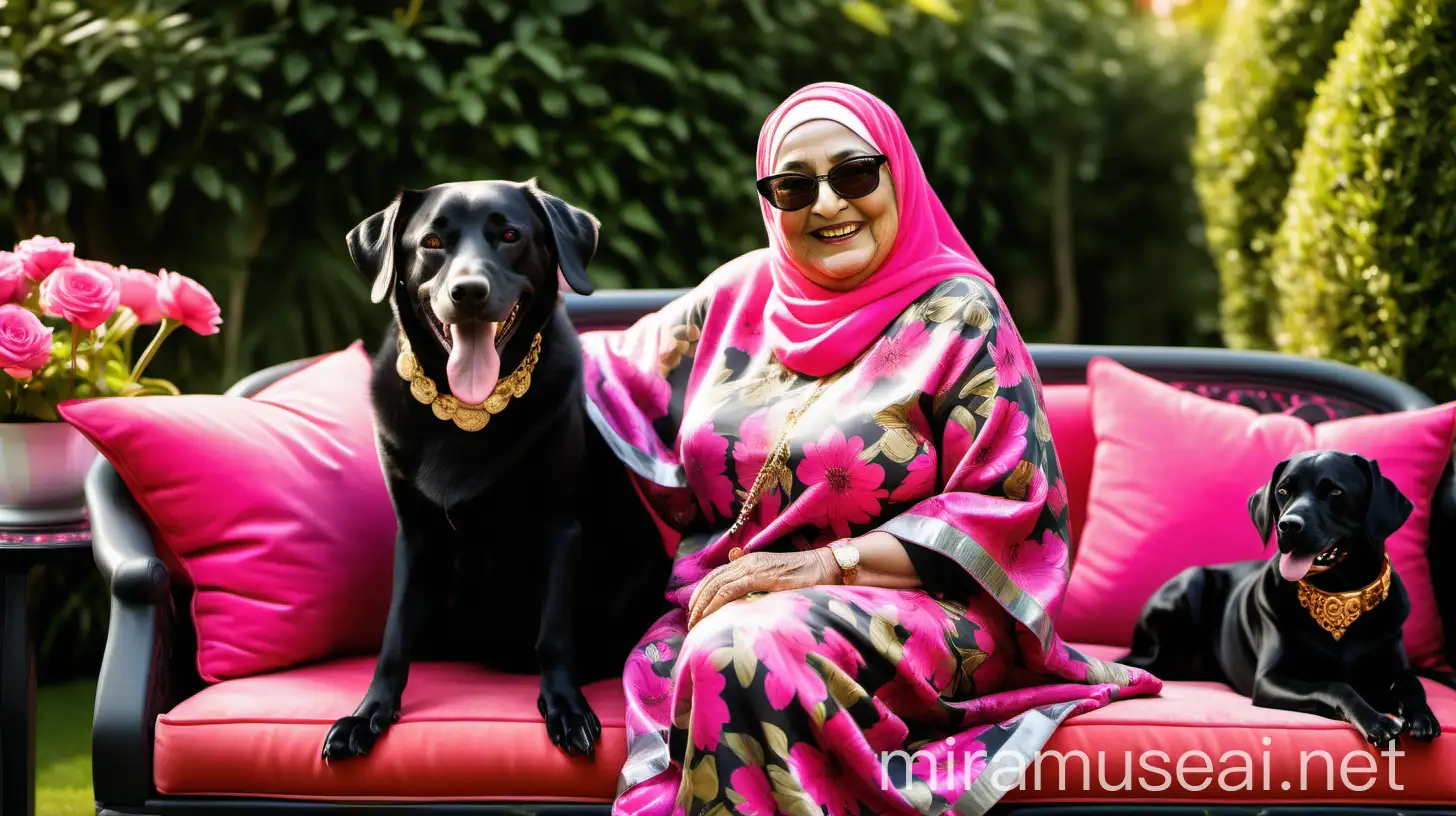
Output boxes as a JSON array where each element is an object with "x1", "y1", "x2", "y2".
[{"x1": 687, "y1": 548, "x2": 838, "y2": 629}]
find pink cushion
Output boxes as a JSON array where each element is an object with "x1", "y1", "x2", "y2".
[
  {"x1": 59, "y1": 342, "x2": 396, "y2": 682},
  {"x1": 1043, "y1": 384, "x2": 1094, "y2": 554},
  {"x1": 1061, "y1": 357, "x2": 1454, "y2": 673}
]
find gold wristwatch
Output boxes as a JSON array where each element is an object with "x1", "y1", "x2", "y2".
[{"x1": 829, "y1": 539, "x2": 861, "y2": 585}]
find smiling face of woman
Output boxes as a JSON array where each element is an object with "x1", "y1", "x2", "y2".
[{"x1": 771, "y1": 120, "x2": 899, "y2": 291}]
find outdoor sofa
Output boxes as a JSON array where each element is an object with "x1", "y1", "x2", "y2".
[{"x1": 78, "y1": 288, "x2": 1456, "y2": 815}]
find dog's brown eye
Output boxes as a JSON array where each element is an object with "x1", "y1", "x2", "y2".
[
  {"x1": 421, "y1": 235, "x2": 443, "y2": 249},
  {"x1": 500, "y1": 229, "x2": 521, "y2": 243}
]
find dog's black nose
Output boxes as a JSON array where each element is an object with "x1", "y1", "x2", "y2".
[
  {"x1": 1277, "y1": 514, "x2": 1304, "y2": 534},
  {"x1": 449, "y1": 277, "x2": 490, "y2": 306}
]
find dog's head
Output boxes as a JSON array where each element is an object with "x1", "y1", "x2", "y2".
[
  {"x1": 346, "y1": 179, "x2": 598, "y2": 404},
  {"x1": 1247, "y1": 450, "x2": 1412, "y2": 583}
]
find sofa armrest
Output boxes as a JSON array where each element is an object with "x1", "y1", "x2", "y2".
[{"x1": 87, "y1": 458, "x2": 173, "y2": 807}]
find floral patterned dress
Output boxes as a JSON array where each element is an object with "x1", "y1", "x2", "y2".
[{"x1": 580, "y1": 252, "x2": 1160, "y2": 816}]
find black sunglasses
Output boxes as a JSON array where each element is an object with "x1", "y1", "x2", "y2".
[{"x1": 756, "y1": 154, "x2": 890, "y2": 212}]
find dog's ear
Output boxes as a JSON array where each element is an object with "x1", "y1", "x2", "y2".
[
  {"x1": 346, "y1": 189, "x2": 422, "y2": 304},
  {"x1": 1248, "y1": 457, "x2": 1290, "y2": 547},
  {"x1": 1356, "y1": 455, "x2": 1413, "y2": 543},
  {"x1": 526, "y1": 179, "x2": 599, "y2": 297}
]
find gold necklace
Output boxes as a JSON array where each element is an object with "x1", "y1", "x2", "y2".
[
  {"x1": 1296, "y1": 556, "x2": 1392, "y2": 641},
  {"x1": 395, "y1": 331, "x2": 542, "y2": 432},
  {"x1": 722, "y1": 371, "x2": 840, "y2": 543}
]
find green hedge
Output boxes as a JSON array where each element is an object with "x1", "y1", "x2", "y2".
[
  {"x1": 1269, "y1": 0, "x2": 1456, "y2": 401},
  {"x1": 1192, "y1": 0, "x2": 1361, "y2": 350}
]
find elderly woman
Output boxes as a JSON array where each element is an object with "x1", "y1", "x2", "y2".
[{"x1": 582, "y1": 82, "x2": 1160, "y2": 816}]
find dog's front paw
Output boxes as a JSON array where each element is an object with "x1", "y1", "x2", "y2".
[
  {"x1": 538, "y1": 681, "x2": 602, "y2": 759},
  {"x1": 321, "y1": 700, "x2": 398, "y2": 762},
  {"x1": 1356, "y1": 711, "x2": 1404, "y2": 746},
  {"x1": 1405, "y1": 707, "x2": 1442, "y2": 741}
]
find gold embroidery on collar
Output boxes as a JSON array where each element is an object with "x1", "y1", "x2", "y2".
[
  {"x1": 1296, "y1": 556, "x2": 1392, "y2": 641},
  {"x1": 395, "y1": 332, "x2": 542, "y2": 432}
]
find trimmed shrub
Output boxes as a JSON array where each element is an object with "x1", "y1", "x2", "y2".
[
  {"x1": 1192, "y1": 0, "x2": 1361, "y2": 349},
  {"x1": 1270, "y1": 0, "x2": 1456, "y2": 400}
]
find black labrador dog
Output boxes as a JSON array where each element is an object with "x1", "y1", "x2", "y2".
[
  {"x1": 321, "y1": 179, "x2": 669, "y2": 762},
  {"x1": 1122, "y1": 450, "x2": 1442, "y2": 745}
]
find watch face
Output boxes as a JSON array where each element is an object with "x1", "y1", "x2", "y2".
[{"x1": 837, "y1": 545, "x2": 859, "y2": 568}]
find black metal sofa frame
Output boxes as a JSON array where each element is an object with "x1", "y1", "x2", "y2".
[{"x1": 88, "y1": 289, "x2": 1456, "y2": 815}]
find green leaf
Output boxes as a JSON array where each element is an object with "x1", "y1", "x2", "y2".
[
  {"x1": 540, "y1": 89, "x2": 568, "y2": 117},
  {"x1": 512, "y1": 126, "x2": 540, "y2": 157},
  {"x1": 148, "y1": 179, "x2": 174, "y2": 213},
  {"x1": 73, "y1": 133, "x2": 100, "y2": 158},
  {"x1": 72, "y1": 161, "x2": 105, "y2": 190},
  {"x1": 519, "y1": 43, "x2": 565, "y2": 81},
  {"x1": 420, "y1": 26, "x2": 481, "y2": 46},
  {"x1": 236, "y1": 74, "x2": 263, "y2": 100},
  {"x1": 135, "y1": 121, "x2": 160, "y2": 156},
  {"x1": 116, "y1": 100, "x2": 141, "y2": 139},
  {"x1": 282, "y1": 91, "x2": 314, "y2": 117},
  {"x1": 841, "y1": 1, "x2": 891, "y2": 37},
  {"x1": 618, "y1": 201, "x2": 664, "y2": 238},
  {"x1": 2, "y1": 118, "x2": 21, "y2": 146},
  {"x1": 283, "y1": 53, "x2": 310, "y2": 85},
  {"x1": 354, "y1": 66, "x2": 378, "y2": 97},
  {"x1": 326, "y1": 145, "x2": 352, "y2": 173},
  {"x1": 0, "y1": 150, "x2": 21, "y2": 189},
  {"x1": 54, "y1": 100, "x2": 81, "y2": 125},
  {"x1": 0, "y1": 69, "x2": 19, "y2": 92},
  {"x1": 417, "y1": 64, "x2": 446, "y2": 95},
  {"x1": 316, "y1": 72, "x2": 345, "y2": 104},
  {"x1": 458, "y1": 91, "x2": 486, "y2": 125},
  {"x1": 45, "y1": 178, "x2": 69, "y2": 215},
  {"x1": 376, "y1": 92, "x2": 401, "y2": 126},
  {"x1": 96, "y1": 76, "x2": 137, "y2": 106},
  {"x1": 191, "y1": 164, "x2": 223, "y2": 200},
  {"x1": 300, "y1": 3, "x2": 338, "y2": 35},
  {"x1": 158, "y1": 90, "x2": 181, "y2": 127}
]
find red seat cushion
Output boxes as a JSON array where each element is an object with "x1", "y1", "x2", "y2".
[
  {"x1": 155, "y1": 650, "x2": 1456, "y2": 805},
  {"x1": 154, "y1": 657, "x2": 628, "y2": 802}
]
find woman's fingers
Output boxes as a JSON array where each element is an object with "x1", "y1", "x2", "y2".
[
  {"x1": 688, "y1": 563, "x2": 736, "y2": 627},
  {"x1": 697, "y1": 574, "x2": 760, "y2": 625}
]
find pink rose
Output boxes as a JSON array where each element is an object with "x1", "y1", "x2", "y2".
[
  {"x1": 38, "y1": 259, "x2": 121, "y2": 330},
  {"x1": 157, "y1": 269, "x2": 221, "y2": 335},
  {"x1": 90, "y1": 261, "x2": 163, "y2": 324},
  {"x1": 0, "y1": 304, "x2": 53, "y2": 378},
  {"x1": 14, "y1": 235, "x2": 75, "y2": 282},
  {"x1": 0, "y1": 253, "x2": 29, "y2": 305}
]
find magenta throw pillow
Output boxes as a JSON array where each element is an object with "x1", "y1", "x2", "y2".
[
  {"x1": 60, "y1": 342, "x2": 395, "y2": 682},
  {"x1": 1061, "y1": 357, "x2": 1454, "y2": 673}
]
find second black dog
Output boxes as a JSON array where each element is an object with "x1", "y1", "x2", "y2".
[
  {"x1": 320, "y1": 179, "x2": 669, "y2": 762},
  {"x1": 1121, "y1": 450, "x2": 1441, "y2": 745}
]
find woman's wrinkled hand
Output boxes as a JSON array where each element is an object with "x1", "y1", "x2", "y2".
[{"x1": 687, "y1": 547, "x2": 840, "y2": 629}]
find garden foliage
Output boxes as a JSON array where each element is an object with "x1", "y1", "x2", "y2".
[
  {"x1": 3, "y1": 0, "x2": 1217, "y2": 398},
  {"x1": 1270, "y1": 0, "x2": 1456, "y2": 401},
  {"x1": 1191, "y1": 0, "x2": 1362, "y2": 350}
]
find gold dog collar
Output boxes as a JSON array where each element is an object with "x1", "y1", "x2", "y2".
[
  {"x1": 395, "y1": 331, "x2": 542, "y2": 432},
  {"x1": 1296, "y1": 556, "x2": 1392, "y2": 641}
]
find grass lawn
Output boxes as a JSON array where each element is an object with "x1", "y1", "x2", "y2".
[{"x1": 37, "y1": 678, "x2": 95, "y2": 816}]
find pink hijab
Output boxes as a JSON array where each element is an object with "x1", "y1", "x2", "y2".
[{"x1": 756, "y1": 82, "x2": 995, "y2": 377}]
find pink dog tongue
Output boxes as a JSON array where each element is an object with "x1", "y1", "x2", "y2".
[
  {"x1": 446, "y1": 322, "x2": 499, "y2": 405},
  {"x1": 1280, "y1": 552, "x2": 1317, "y2": 581}
]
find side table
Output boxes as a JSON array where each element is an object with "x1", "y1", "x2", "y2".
[{"x1": 0, "y1": 520, "x2": 94, "y2": 816}]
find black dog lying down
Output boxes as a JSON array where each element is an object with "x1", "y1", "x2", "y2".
[
  {"x1": 321, "y1": 180, "x2": 669, "y2": 762},
  {"x1": 1122, "y1": 450, "x2": 1441, "y2": 745}
]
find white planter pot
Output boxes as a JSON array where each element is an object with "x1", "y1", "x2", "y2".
[{"x1": 0, "y1": 421, "x2": 99, "y2": 526}]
